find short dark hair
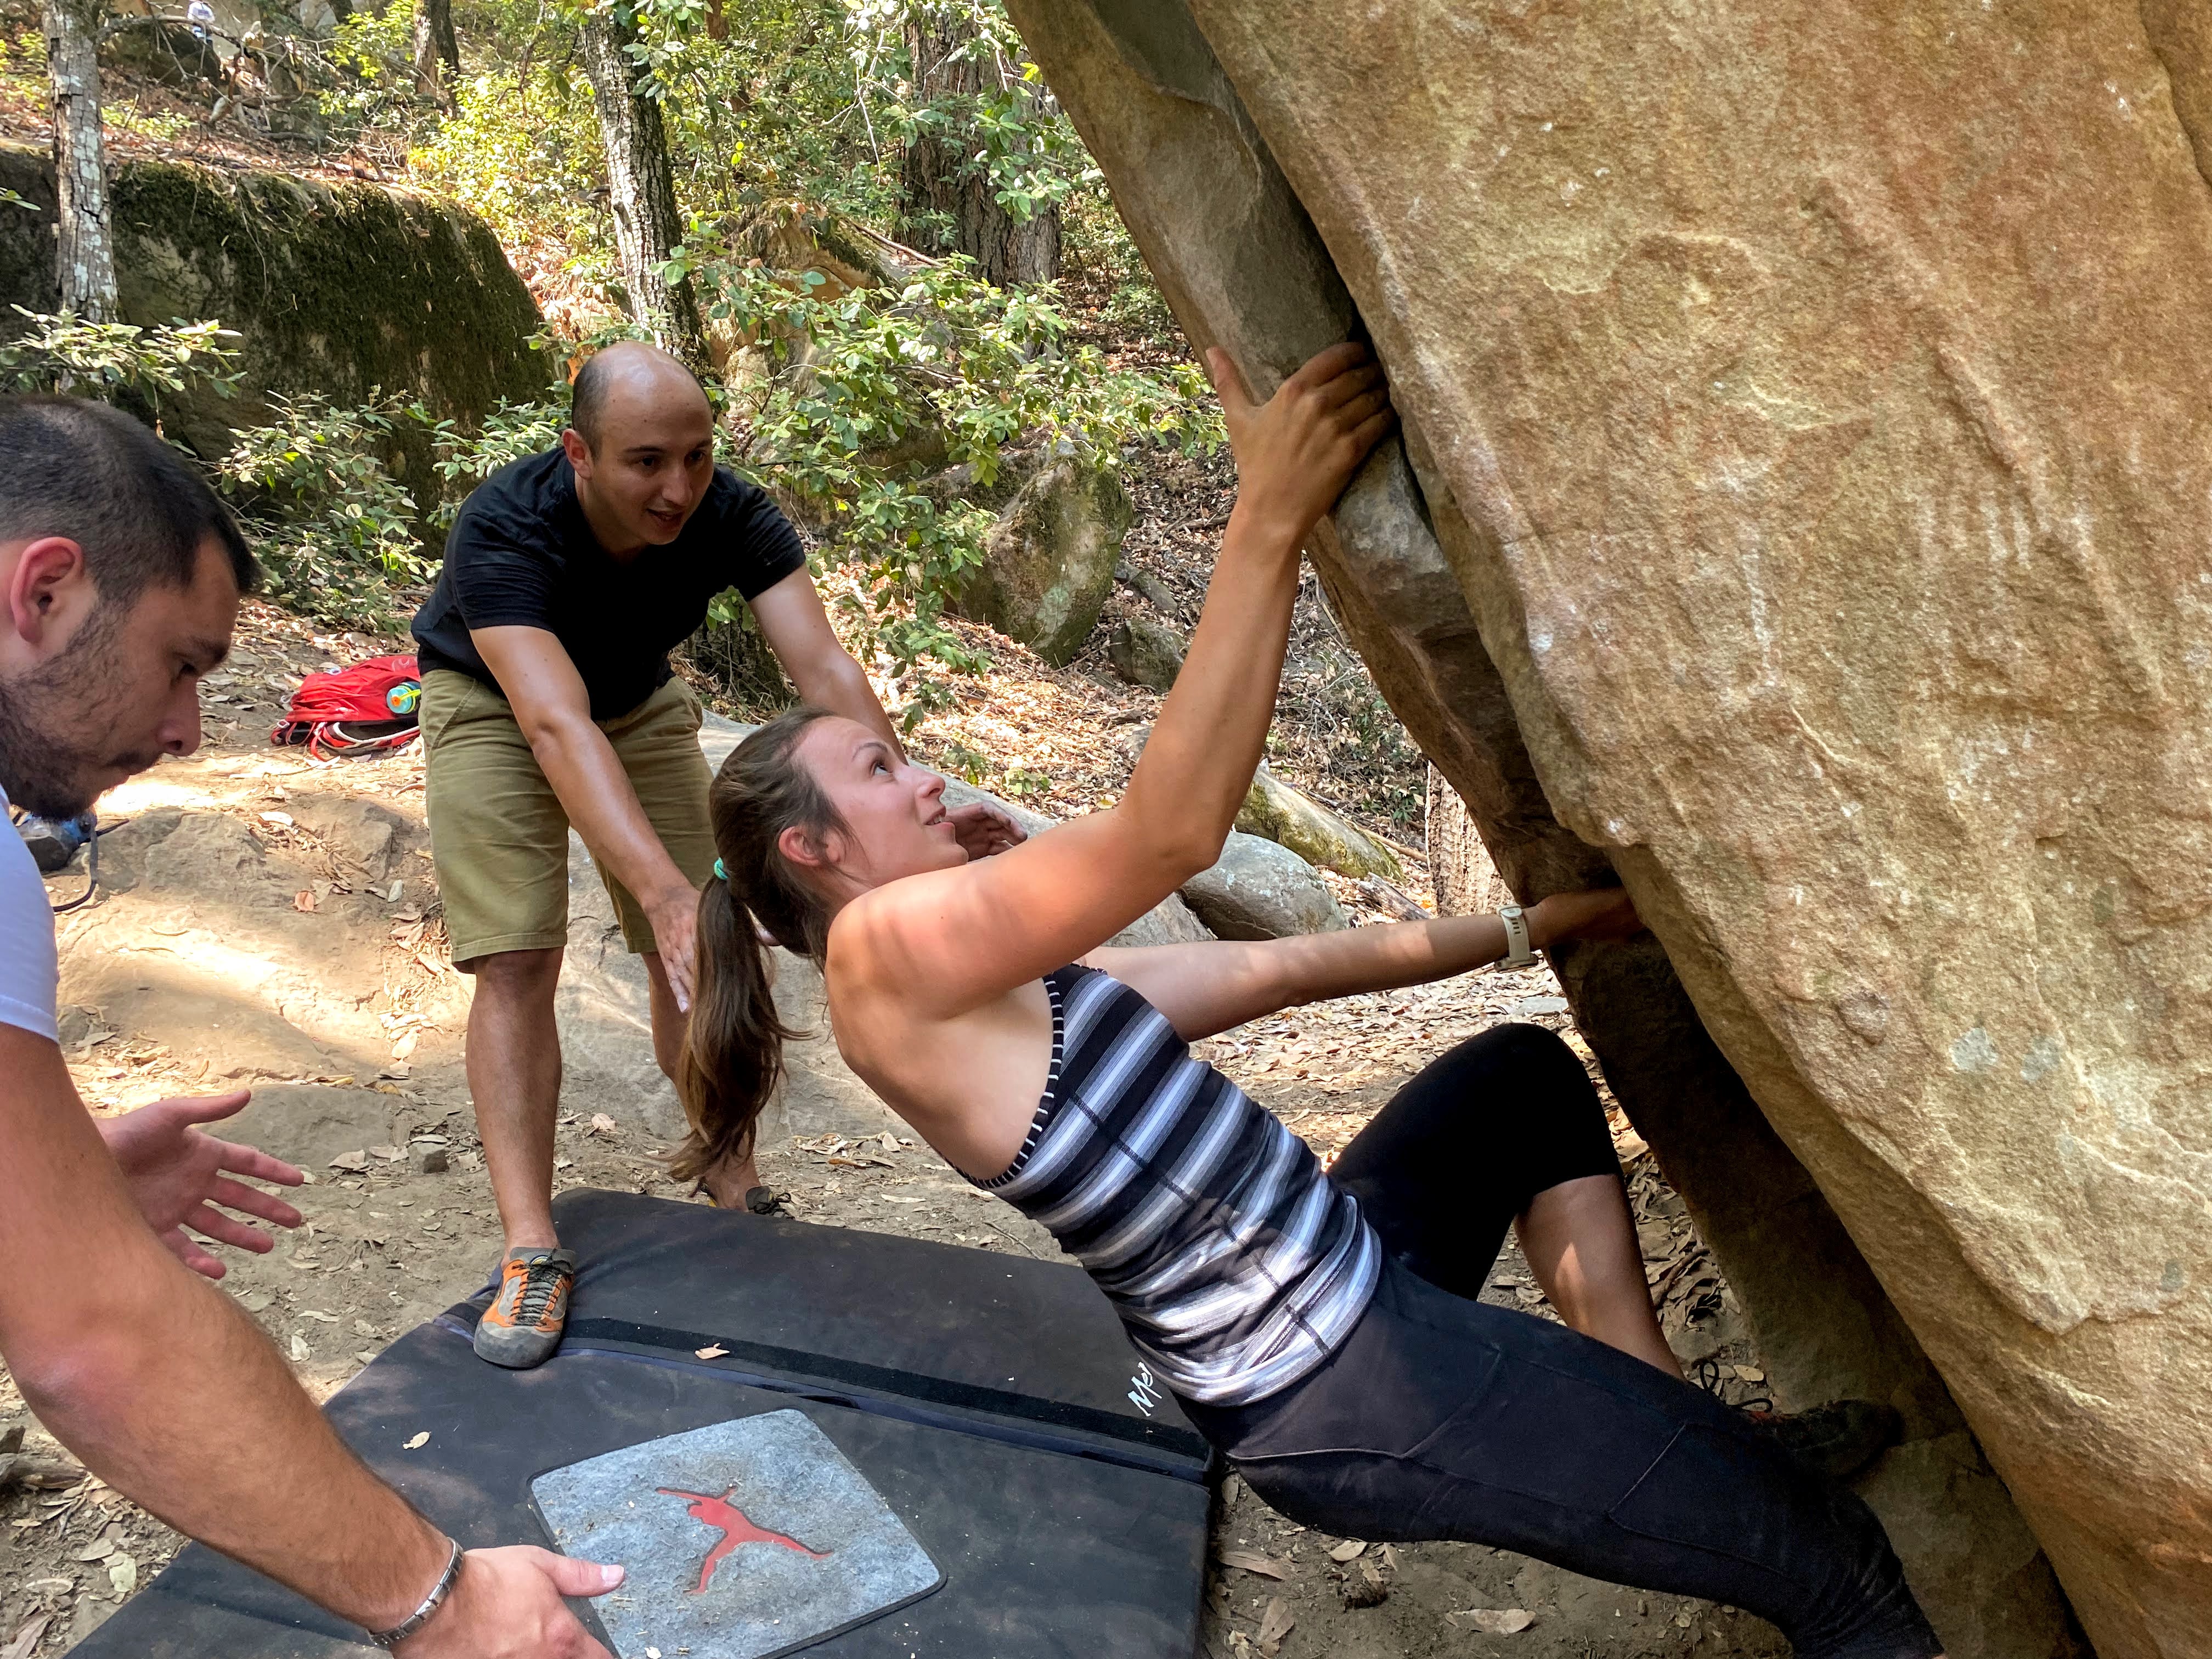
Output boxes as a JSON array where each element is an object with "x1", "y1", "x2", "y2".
[{"x1": 0, "y1": 395, "x2": 258, "y2": 604}]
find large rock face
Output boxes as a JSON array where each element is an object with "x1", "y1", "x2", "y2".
[
  {"x1": 0, "y1": 143, "x2": 550, "y2": 465},
  {"x1": 1001, "y1": 0, "x2": 2212, "y2": 1652}
]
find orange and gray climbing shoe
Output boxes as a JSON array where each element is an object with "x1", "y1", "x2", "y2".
[{"x1": 472, "y1": 1247, "x2": 577, "y2": 1370}]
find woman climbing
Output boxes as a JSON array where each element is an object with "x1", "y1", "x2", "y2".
[{"x1": 676, "y1": 342, "x2": 1943, "y2": 1658}]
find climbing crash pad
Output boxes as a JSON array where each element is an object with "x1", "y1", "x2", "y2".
[
  {"x1": 72, "y1": 1189, "x2": 1211, "y2": 1657},
  {"x1": 533, "y1": 1413, "x2": 944, "y2": 1659}
]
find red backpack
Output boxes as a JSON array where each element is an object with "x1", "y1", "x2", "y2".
[{"x1": 271, "y1": 654, "x2": 424, "y2": 760}]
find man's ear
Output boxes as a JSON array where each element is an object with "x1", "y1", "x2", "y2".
[
  {"x1": 560, "y1": 426, "x2": 592, "y2": 478},
  {"x1": 3, "y1": 536, "x2": 93, "y2": 649}
]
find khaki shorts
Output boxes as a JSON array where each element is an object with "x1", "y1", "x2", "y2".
[{"x1": 420, "y1": 669, "x2": 715, "y2": 967}]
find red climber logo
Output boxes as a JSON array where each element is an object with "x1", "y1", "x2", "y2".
[{"x1": 657, "y1": 1486, "x2": 831, "y2": 1594}]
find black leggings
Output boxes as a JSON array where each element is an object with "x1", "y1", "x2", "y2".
[{"x1": 1182, "y1": 1025, "x2": 1940, "y2": 1659}]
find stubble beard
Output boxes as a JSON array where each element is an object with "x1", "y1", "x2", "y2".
[{"x1": 0, "y1": 606, "x2": 144, "y2": 819}]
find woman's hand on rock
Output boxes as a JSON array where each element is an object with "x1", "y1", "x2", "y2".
[
  {"x1": 1205, "y1": 342, "x2": 1396, "y2": 548},
  {"x1": 1530, "y1": 887, "x2": 1645, "y2": 949}
]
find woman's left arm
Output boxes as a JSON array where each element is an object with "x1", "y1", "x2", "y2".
[{"x1": 1089, "y1": 888, "x2": 1643, "y2": 1041}]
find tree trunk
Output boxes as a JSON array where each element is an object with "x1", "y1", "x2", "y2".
[
  {"x1": 43, "y1": 0, "x2": 114, "y2": 320},
  {"x1": 577, "y1": 4, "x2": 709, "y2": 368},
  {"x1": 411, "y1": 0, "x2": 459, "y2": 94},
  {"x1": 1425, "y1": 765, "x2": 1511, "y2": 917},
  {"x1": 900, "y1": 8, "x2": 1060, "y2": 287}
]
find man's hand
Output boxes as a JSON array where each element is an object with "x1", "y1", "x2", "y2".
[
  {"x1": 97, "y1": 1091, "x2": 304, "y2": 1280},
  {"x1": 647, "y1": 887, "x2": 701, "y2": 1013},
  {"x1": 947, "y1": 802, "x2": 1025, "y2": 861},
  {"x1": 396, "y1": 1547, "x2": 622, "y2": 1658}
]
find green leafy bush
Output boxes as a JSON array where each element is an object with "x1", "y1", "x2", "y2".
[
  {"x1": 0, "y1": 309, "x2": 242, "y2": 410},
  {"x1": 216, "y1": 393, "x2": 436, "y2": 629},
  {"x1": 706, "y1": 255, "x2": 1218, "y2": 690}
]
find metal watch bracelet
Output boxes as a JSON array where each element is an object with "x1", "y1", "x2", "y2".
[{"x1": 366, "y1": 1535, "x2": 464, "y2": 1650}]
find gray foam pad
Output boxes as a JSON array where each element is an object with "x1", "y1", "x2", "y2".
[{"x1": 533, "y1": 1411, "x2": 942, "y2": 1658}]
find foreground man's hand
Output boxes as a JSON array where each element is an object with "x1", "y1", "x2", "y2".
[
  {"x1": 97, "y1": 1090, "x2": 304, "y2": 1280},
  {"x1": 397, "y1": 1547, "x2": 623, "y2": 1658}
]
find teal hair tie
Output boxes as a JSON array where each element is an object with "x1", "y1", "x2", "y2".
[{"x1": 712, "y1": 857, "x2": 727, "y2": 882}]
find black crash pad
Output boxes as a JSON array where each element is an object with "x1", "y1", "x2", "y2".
[{"x1": 75, "y1": 1189, "x2": 1212, "y2": 1657}]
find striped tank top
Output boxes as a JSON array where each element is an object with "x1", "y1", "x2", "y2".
[{"x1": 974, "y1": 963, "x2": 1381, "y2": 1407}]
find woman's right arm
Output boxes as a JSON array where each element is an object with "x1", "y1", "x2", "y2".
[
  {"x1": 833, "y1": 344, "x2": 1395, "y2": 1018},
  {"x1": 1088, "y1": 889, "x2": 1646, "y2": 1041}
]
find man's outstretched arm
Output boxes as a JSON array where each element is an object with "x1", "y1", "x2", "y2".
[
  {"x1": 748, "y1": 567, "x2": 902, "y2": 751},
  {"x1": 470, "y1": 624, "x2": 704, "y2": 1003},
  {"x1": 0, "y1": 1024, "x2": 619, "y2": 1655}
]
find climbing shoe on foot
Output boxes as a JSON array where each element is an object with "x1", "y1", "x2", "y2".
[
  {"x1": 473, "y1": 1247, "x2": 577, "y2": 1370},
  {"x1": 1745, "y1": 1398, "x2": 1902, "y2": 1482}
]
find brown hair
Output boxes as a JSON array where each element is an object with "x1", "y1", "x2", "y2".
[{"x1": 672, "y1": 706, "x2": 844, "y2": 1184}]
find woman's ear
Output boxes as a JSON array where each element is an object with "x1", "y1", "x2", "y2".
[{"x1": 777, "y1": 822, "x2": 830, "y2": 871}]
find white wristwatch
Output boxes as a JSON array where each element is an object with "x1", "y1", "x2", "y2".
[{"x1": 1496, "y1": 904, "x2": 1537, "y2": 970}]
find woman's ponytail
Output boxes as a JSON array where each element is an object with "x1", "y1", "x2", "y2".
[
  {"x1": 670, "y1": 706, "x2": 844, "y2": 1186},
  {"x1": 672, "y1": 869, "x2": 802, "y2": 1184}
]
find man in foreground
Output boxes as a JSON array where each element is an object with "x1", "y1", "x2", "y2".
[
  {"x1": 0, "y1": 394, "x2": 619, "y2": 1655},
  {"x1": 409, "y1": 341, "x2": 1019, "y2": 1369}
]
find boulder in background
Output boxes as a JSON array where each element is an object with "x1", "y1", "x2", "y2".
[
  {"x1": 1108, "y1": 615, "x2": 1185, "y2": 691},
  {"x1": 953, "y1": 455, "x2": 1132, "y2": 665},
  {"x1": 0, "y1": 142, "x2": 551, "y2": 476},
  {"x1": 1179, "y1": 831, "x2": 1346, "y2": 941},
  {"x1": 1236, "y1": 765, "x2": 1402, "y2": 883}
]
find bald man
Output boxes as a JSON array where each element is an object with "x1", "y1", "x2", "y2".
[{"x1": 411, "y1": 343, "x2": 1018, "y2": 1369}]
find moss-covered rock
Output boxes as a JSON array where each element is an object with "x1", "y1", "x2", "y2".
[
  {"x1": 1236, "y1": 764, "x2": 1403, "y2": 883},
  {"x1": 1107, "y1": 614, "x2": 1184, "y2": 692},
  {"x1": 953, "y1": 455, "x2": 1133, "y2": 666},
  {"x1": 0, "y1": 142, "x2": 551, "y2": 477}
]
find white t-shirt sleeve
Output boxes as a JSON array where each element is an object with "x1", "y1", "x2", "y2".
[{"x1": 0, "y1": 790, "x2": 60, "y2": 1043}]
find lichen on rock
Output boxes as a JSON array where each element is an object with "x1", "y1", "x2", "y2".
[{"x1": 0, "y1": 141, "x2": 551, "y2": 479}]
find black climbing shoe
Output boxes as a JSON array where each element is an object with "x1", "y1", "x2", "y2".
[{"x1": 1744, "y1": 1398, "x2": 1902, "y2": 1483}]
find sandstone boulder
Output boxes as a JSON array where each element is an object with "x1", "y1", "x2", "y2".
[
  {"x1": 954, "y1": 456, "x2": 1133, "y2": 665},
  {"x1": 1003, "y1": 0, "x2": 2147, "y2": 1650},
  {"x1": 1179, "y1": 832, "x2": 1345, "y2": 941},
  {"x1": 1237, "y1": 765, "x2": 1402, "y2": 883},
  {"x1": 1107, "y1": 615, "x2": 1186, "y2": 691}
]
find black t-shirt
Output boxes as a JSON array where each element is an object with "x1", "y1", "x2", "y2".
[{"x1": 410, "y1": 448, "x2": 806, "y2": 719}]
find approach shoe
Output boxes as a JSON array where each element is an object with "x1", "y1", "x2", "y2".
[
  {"x1": 473, "y1": 1247, "x2": 577, "y2": 1370},
  {"x1": 1744, "y1": 1398, "x2": 1902, "y2": 1483}
]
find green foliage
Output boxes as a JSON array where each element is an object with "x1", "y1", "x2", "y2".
[
  {"x1": 216, "y1": 393, "x2": 437, "y2": 629},
  {"x1": 869, "y1": 1, "x2": 1091, "y2": 240},
  {"x1": 429, "y1": 394, "x2": 567, "y2": 516},
  {"x1": 705, "y1": 253, "x2": 1218, "y2": 686},
  {"x1": 411, "y1": 64, "x2": 606, "y2": 252},
  {"x1": 0, "y1": 309, "x2": 242, "y2": 409},
  {"x1": 318, "y1": 0, "x2": 436, "y2": 132}
]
